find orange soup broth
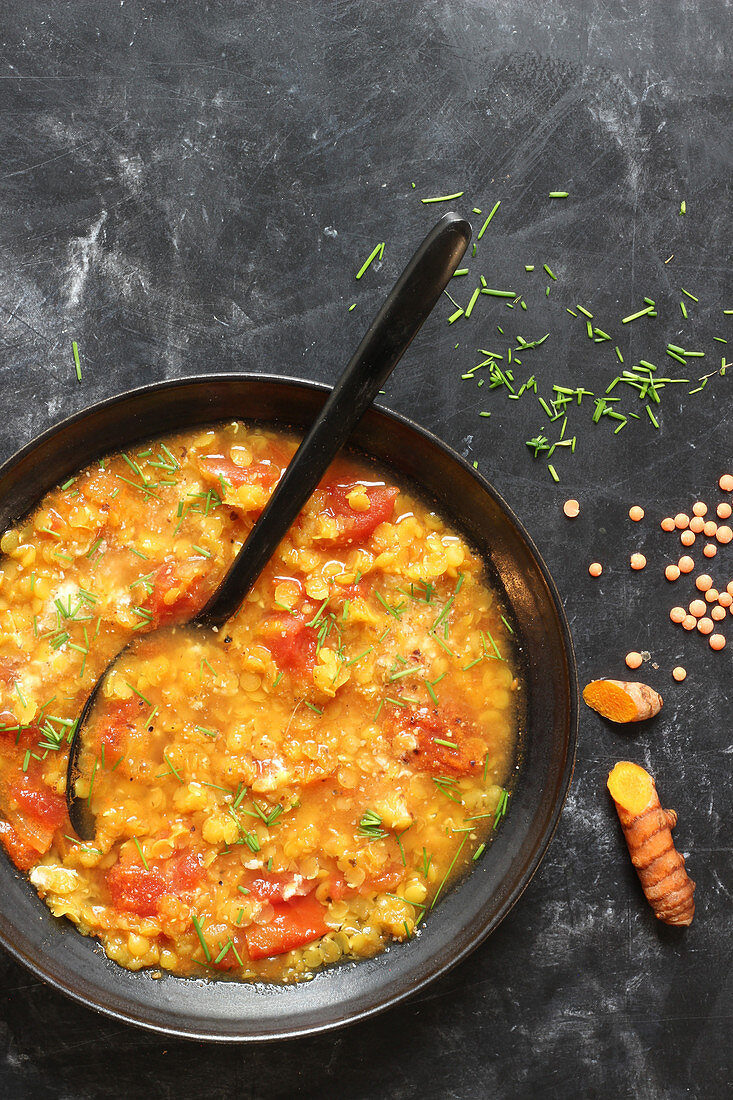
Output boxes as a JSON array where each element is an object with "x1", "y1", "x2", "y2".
[{"x1": 0, "y1": 421, "x2": 521, "y2": 982}]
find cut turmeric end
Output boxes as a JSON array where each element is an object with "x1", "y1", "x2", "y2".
[
  {"x1": 607, "y1": 761, "x2": 654, "y2": 816},
  {"x1": 607, "y1": 761, "x2": 695, "y2": 926},
  {"x1": 583, "y1": 679, "x2": 663, "y2": 723}
]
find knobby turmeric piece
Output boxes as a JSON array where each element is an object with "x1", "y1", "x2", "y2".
[
  {"x1": 607, "y1": 761, "x2": 695, "y2": 926},
  {"x1": 583, "y1": 679, "x2": 662, "y2": 723}
]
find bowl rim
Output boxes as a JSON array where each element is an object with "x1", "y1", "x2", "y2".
[{"x1": 0, "y1": 373, "x2": 578, "y2": 1041}]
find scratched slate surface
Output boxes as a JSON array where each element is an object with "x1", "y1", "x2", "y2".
[{"x1": 0, "y1": 1, "x2": 731, "y2": 1097}]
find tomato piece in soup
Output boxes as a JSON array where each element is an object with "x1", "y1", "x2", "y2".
[
  {"x1": 0, "y1": 662, "x2": 18, "y2": 686},
  {"x1": 320, "y1": 482, "x2": 399, "y2": 548},
  {"x1": 325, "y1": 872, "x2": 352, "y2": 902},
  {"x1": 363, "y1": 862, "x2": 406, "y2": 895},
  {"x1": 106, "y1": 847, "x2": 204, "y2": 917},
  {"x1": 169, "y1": 849, "x2": 205, "y2": 892},
  {"x1": 245, "y1": 892, "x2": 329, "y2": 960},
  {"x1": 0, "y1": 713, "x2": 37, "y2": 751},
  {"x1": 0, "y1": 769, "x2": 68, "y2": 861},
  {"x1": 0, "y1": 819, "x2": 40, "y2": 871},
  {"x1": 262, "y1": 613, "x2": 318, "y2": 675},
  {"x1": 106, "y1": 862, "x2": 168, "y2": 918},
  {"x1": 387, "y1": 705, "x2": 484, "y2": 777},
  {"x1": 11, "y1": 778, "x2": 67, "y2": 831},
  {"x1": 148, "y1": 560, "x2": 208, "y2": 626},
  {"x1": 200, "y1": 455, "x2": 282, "y2": 490}
]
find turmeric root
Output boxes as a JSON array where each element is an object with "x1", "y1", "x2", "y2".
[
  {"x1": 607, "y1": 761, "x2": 695, "y2": 926},
  {"x1": 583, "y1": 679, "x2": 662, "y2": 723}
]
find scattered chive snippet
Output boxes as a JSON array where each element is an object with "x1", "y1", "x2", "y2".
[
  {"x1": 132, "y1": 836, "x2": 149, "y2": 870},
  {"x1": 622, "y1": 305, "x2": 655, "y2": 324},
  {"x1": 355, "y1": 242, "x2": 385, "y2": 280},
  {"x1": 72, "y1": 341, "x2": 82, "y2": 382},
  {"x1": 464, "y1": 287, "x2": 480, "y2": 319},
  {"x1": 192, "y1": 914, "x2": 211, "y2": 962},
  {"x1": 421, "y1": 191, "x2": 464, "y2": 204},
  {"x1": 477, "y1": 201, "x2": 501, "y2": 239}
]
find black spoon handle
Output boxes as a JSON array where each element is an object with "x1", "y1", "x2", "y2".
[{"x1": 196, "y1": 211, "x2": 471, "y2": 627}]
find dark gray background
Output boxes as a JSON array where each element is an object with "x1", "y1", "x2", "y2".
[{"x1": 0, "y1": 1, "x2": 730, "y2": 1097}]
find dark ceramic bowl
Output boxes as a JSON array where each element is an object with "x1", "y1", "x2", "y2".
[{"x1": 0, "y1": 375, "x2": 577, "y2": 1041}]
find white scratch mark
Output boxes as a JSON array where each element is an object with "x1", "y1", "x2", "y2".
[{"x1": 64, "y1": 210, "x2": 108, "y2": 308}]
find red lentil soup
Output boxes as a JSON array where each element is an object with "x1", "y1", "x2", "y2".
[{"x1": 0, "y1": 422, "x2": 520, "y2": 982}]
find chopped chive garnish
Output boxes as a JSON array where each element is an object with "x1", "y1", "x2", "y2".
[
  {"x1": 464, "y1": 287, "x2": 481, "y2": 318},
  {"x1": 355, "y1": 242, "x2": 385, "y2": 280},
  {"x1": 72, "y1": 340, "x2": 82, "y2": 382},
  {"x1": 480, "y1": 288, "x2": 516, "y2": 298},
  {"x1": 163, "y1": 752, "x2": 184, "y2": 783},
  {"x1": 125, "y1": 682, "x2": 152, "y2": 706},
  {"x1": 494, "y1": 788, "x2": 510, "y2": 829},
  {"x1": 547, "y1": 463, "x2": 559, "y2": 482},
  {"x1": 192, "y1": 914, "x2": 211, "y2": 962},
  {"x1": 132, "y1": 836, "x2": 149, "y2": 870},
  {"x1": 432, "y1": 775, "x2": 462, "y2": 804},
  {"x1": 375, "y1": 592, "x2": 404, "y2": 619},
  {"x1": 680, "y1": 288, "x2": 698, "y2": 302},
  {"x1": 549, "y1": 191, "x2": 569, "y2": 198},
  {"x1": 389, "y1": 665, "x2": 424, "y2": 682},
  {"x1": 431, "y1": 834, "x2": 469, "y2": 909},
  {"x1": 621, "y1": 305, "x2": 655, "y2": 324},
  {"x1": 421, "y1": 191, "x2": 464, "y2": 204},
  {"x1": 243, "y1": 831, "x2": 260, "y2": 852},
  {"x1": 214, "y1": 941, "x2": 232, "y2": 965},
  {"x1": 191, "y1": 544, "x2": 212, "y2": 558},
  {"x1": 543, "y1": 264, "x2": 557, "y2": 280},
  {"x1": 477, "y1": 200, "x2": 501, "y2": 238},
  {"x1": 358, "y1": 809, "x2": 387, "y2": 839}
]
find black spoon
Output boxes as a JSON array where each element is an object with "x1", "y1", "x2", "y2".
[{"x1": 66, "y1": 211, "x2": 472, "y2": 839}]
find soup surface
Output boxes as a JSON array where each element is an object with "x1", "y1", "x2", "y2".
[{"x1": 0, "y1": 422, "x2": 520, "y2": 982}]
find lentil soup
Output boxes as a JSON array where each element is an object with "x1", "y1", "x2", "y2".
[{"x1": 0, "y1": 422, "x2": 520, "y2": 983}]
